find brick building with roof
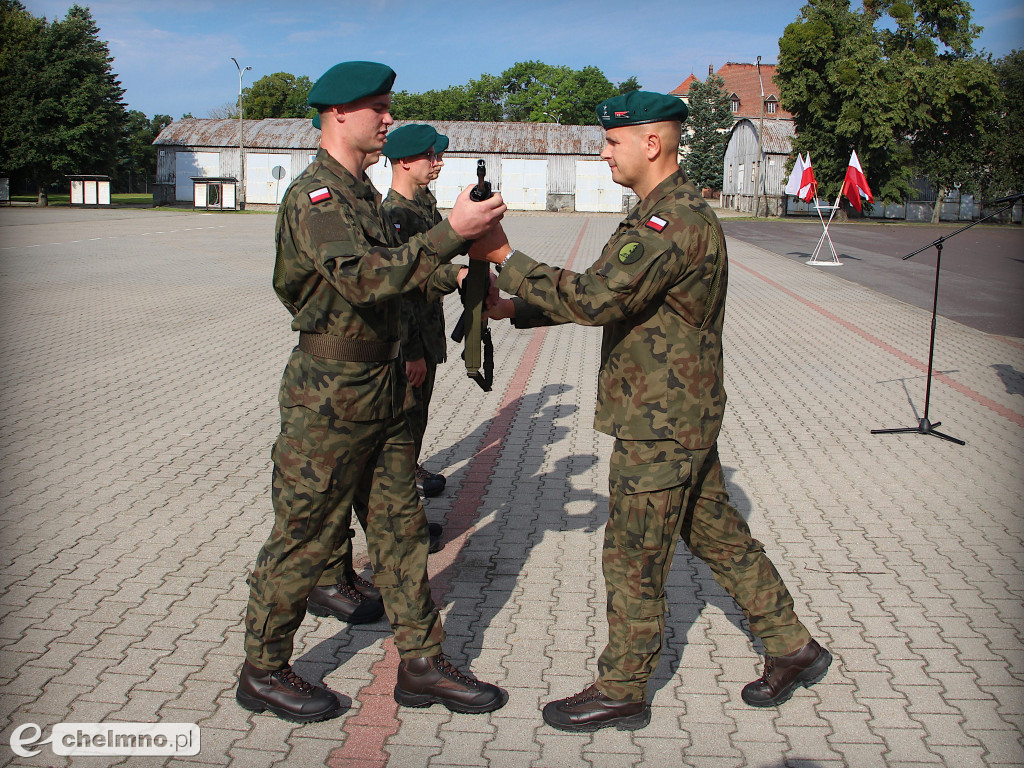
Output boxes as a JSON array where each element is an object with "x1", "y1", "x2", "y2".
[
  {"x1": 670, "y1": 62, "x2": 792, "y2": 121},
  {"x1": 672, "y1": 62, "x2": 796, "y2": 214}
]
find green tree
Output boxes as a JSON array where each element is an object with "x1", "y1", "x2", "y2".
[
  {"x1": 241, "y1": 72, "x2": 315, "y2": 119},
  {"x1": 0, "y1": 2, "x2": 126, "y2": 203},
  {"x1": 911, "y1": 55, "x2": 1000, "y2": 220},
  {"x1": 498, "y1": 61, "x2": 617, "y2": 124},
  {"x1": 681, "y1": 73, "x2": 734, "y2": 191},
  {"x1": 776, "y1": 0, "x2": 996, "y2": 212},
  {"x1": 0, "y1": 0, "x2": 45, "y2": 193},
  {"x1": 391, "y1": 61, "x2": 619, "y2": 124},
  {"x1": 116, "y1": 110, "x2": 171, "y2": 192},
  {"x1": 391, "y1": 82, "x2": 501, "y2": 121},
  {"x1": 617, "y1": 75, "x2": 642, "y2": 94},
  {"x1": 985, "y1": 50, "x2": 1024, "y2": 199}
]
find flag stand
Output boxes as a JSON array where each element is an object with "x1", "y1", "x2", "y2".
[
  {"x1": 870, "y1": 194, "x2": 1022, "y2": 446},
  {"x1": 808, "y1": 196, "x2": 842, "y2": 265}
]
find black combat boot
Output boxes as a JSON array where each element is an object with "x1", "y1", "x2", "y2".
[
  {"x1": 427, "y1": 521, "x2": 443, "y2": 553},
  {"x1": 393, "y1": 654, "x2": 506, "y2": 714},
  {"x1": 307, "y1": 582, "x2": 384, "y2": 624},
  {"x1": 541, "y1": 684, "x2": 650, "y2": 732},
  {"x1": 236, "y1": 662, "x2": 342, "y2": 723},
  {"x1": 415, "y1": 465, "x2": 446, "y2": 497},
  {"x1": 741, "y1": 639, "x2": 832, "y2": 707}
]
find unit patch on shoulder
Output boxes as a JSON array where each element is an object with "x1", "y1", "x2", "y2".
[
  {"x1": 618, "y1": 242, "x2": 644, "y2": 265},
  {"x1": 645, "y1": 215, "x2": 667, "y2": 232},
  {"x1": 309, "y1": 187, "x2": 331, "y2": 204}
]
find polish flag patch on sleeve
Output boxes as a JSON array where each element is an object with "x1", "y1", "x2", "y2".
[
  {"x1": 645, "y1": 215, "x2": 667, "y2": 232},
  {"x1": 308, "y1": 187, "x2": 331, "y2": 204}
]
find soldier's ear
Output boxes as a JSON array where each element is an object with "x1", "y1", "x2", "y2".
[{"x1": 645, "y1": 129, "x2": 661, "y2": 161}]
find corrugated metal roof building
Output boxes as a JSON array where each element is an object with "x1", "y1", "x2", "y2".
[
  {"x1": 152, "y1": 118, "x2": 628, "y2": 212},
  {"x1": 721, "y1": 118, "x2": 796, "y2": 215}
]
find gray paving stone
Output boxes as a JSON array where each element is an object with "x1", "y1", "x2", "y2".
[{"x1": 1, "y1": 209, "x2": 1020, "y2": 768}]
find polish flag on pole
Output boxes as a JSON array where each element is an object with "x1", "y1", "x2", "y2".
[
  {"x1": 785, "y1": 153, "x2": 805, "y2": 197},
  {"x1": 798, "y1": 154, "x2": 817, "y2": 202},
  {"x1": 841, "y1": 150, "x2": 874, "y2": 211}
]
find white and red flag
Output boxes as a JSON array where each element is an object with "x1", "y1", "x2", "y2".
[
  {"x1": 785, "y1": 153, "x2": 805, "y2": 197},
  {"x1": 798, "y1": 154, "x2": 817, "y2": 202},
  {"x1": 841, "y1": 150, "x2": 874, "y2": 211}
]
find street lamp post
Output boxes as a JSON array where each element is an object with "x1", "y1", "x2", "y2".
[
  {"x1": 231, "y1": 57, "x2": 252, "y2": 209},
  {"x1": 754, "y1": 55, "x2": 766, "y2": 218}
]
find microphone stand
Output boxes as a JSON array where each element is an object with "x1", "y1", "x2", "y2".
[{"x1": 871, "y1": 193, "x2": 1023, "y2": 446}]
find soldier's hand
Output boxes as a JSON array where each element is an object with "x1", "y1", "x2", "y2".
[
  {"x1": 448, "y1": 184, "x2": 506, "y2": 240},
  {"x1": 469, "y1": 223, "x2": 510, "y2": 264},
  {"x1": 405, "y1": 358, "x2": 427, "y2": 387},
  {"x1": 484, "y1": 297, "x2": 516, "y2": 321}
]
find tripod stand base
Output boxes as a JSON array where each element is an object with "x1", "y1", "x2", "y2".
[{"x1": 871, "y1": 417, "x2": 965, "y2": 446}]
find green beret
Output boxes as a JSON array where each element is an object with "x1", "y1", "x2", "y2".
[
  {"x1": 311, "y1": 113, "x2": 321, "y2": 130},
  {"x1": 381, "y1": 124, "x2": 438, "y2": 160},
  {"x1": 308, "y1": 61, "x2": 396, "y2": 109},
  {"x1": 433, "y1": 133, "x2": 449, "y2": 154},
  {"x1": 596, "y1": 90, "x2": 688, "y2": 128}
]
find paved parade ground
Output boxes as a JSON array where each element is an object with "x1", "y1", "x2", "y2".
[{"x1": 0, "y1": 206, "x2": 1022, "y2": 767}]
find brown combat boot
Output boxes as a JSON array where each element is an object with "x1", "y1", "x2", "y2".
[
  {"x1": 393, "y1": 654, "x2": 506, "y2": 714},
  {"x1": 235, "y1": 661, "x2": 342, "y2": 723},
  {"x1": 307, "y1": 582, "x2": 384, "y2": 624},
  {"x1": 347, "y1": 569, "x2": 381, "y2": 602},
  {"x1": 542, "y1": 684, "x2": 650, "y2": 732},
  {"x1": 741, "y1": 639, "x2": 832, "y2": 707}
]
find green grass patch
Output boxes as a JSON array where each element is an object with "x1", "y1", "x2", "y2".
[{"x1": 10, "y1": 193, "x2": 153, "y2": 205}]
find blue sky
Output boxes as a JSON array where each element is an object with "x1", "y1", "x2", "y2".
[{"x1": 22, "y1": 0, "x2": 1024, "y2": 120}]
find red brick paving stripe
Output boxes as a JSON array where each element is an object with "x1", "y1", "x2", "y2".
[
  {"x1": 327, "y1": 219, "x2": 591, "y2": 768},
  {"x1": 733, "y1": 259, "x2": 1024, "y2": 428}
]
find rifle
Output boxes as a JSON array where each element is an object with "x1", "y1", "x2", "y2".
[{"x1": 450, "y1": 159, "x2": 494, "y2": 391}]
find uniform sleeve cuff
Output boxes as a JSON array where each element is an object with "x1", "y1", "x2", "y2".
[
  {"x1": 426, "y1": 220, "x2": 468, "y2": 262},
  {"x1": 495, "y1": 248, "x2": 532, "y2": 294}
]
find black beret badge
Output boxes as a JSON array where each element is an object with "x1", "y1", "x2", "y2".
[{"x1": 618, "y1": 241, "x2": 644, "y2": 265}]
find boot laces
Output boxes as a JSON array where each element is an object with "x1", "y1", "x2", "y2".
[
  {"x1": 436, "y1": 654, "x2": 480, "y2": 688},
  {"x1": 349, "y1": 572, "x2": 374, "y2": 591},
  {"x1": 758, "y1": 656, "x2": 777, "y2": 684},
  {"x1": 273, "y1": 667, "x2": 316, "y2": 695},
  {"x1": 564, "y1": 685, "x2": 602, "y2": 706},
  {"x1": 336, "y1": 582, "x2": 366, "y2": 602}
]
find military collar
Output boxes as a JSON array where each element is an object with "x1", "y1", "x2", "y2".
[
  {"x1": 628, "y1": 167, "x2": 689, "y2": 225},
  {"x1": 315, "y1": 148, "x2": 379, "y2": 203}
]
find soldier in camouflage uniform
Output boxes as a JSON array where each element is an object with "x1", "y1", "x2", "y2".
[
  {"x1": 332, "y1": 125, "x2": 452, "y2": 577},
  {"x1": 383, "y1": 125, "x2": 453, "y2": 503},
  {"x1": 237, "y1": 61, "x2": 508, "y2": 724},
  {"x1": 475, "y1": 91, "x2": 831, "y2": 732}
]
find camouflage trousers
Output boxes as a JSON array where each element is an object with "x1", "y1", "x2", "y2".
[
  {"x1": 404, "y1": 360, "x2": 437, "y2": 463},
  {"x1": 596, "y1": 439, "x2": 810, "y2": 702},
  {"x1": 317, "y1": 360, "x2": 437, "y2": 588},
  {"x1": 243, "y1": 401, "x2": 444, "y2": 670}
]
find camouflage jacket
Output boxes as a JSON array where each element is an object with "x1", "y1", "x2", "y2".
[
  {"x1": 499, "y1": 167, "x2": 727, "y2": 448},
  {"x1": 383, "y1": 188, "x2": 458, "y2": 366},
  {"x1": 272, "y1": 148, "x2": 467, "y2": 421}
]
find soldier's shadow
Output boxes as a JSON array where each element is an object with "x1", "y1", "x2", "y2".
[
  {"x1": 293, "y1": 382, "x2": 605, "y2": 684},
  {"x1": 294, "y1": 381, "x2": 761, "y2": 700}
]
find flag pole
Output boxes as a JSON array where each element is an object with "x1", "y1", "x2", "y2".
[{"x1": 808, "y1": 182, "x2": 841, "y2": 265}]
